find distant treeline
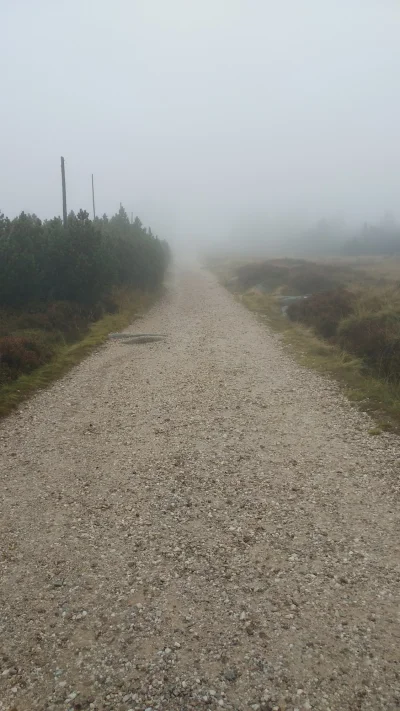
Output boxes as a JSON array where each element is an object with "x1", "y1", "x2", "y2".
[
  {"x1": 343, "y1": 215, "x2": 400, "y2": 256},
  {"x1": 0, "y1": 206, "x2": 170, "y2": 307},
  {"x1": 299, "y1": 214, "x2": 400, "y2": 257}
]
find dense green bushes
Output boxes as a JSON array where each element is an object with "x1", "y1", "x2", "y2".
[
  {"x1": 0, "y1": 206, "x2": 170, "y2": 307},
  {"x1": 0, "y1": 205, "x2": 170, "y2": 384}
]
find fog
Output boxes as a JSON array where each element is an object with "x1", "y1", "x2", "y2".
[{"x1": 1, "y1": 0, "x2": 400, "y2": 251}]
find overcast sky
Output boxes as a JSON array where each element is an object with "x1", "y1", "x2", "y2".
[{"x1": 1, "y1": 0, "x2": 400, "y2": 245}]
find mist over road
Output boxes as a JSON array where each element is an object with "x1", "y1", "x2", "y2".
[{"x1": 1, "y1": 268, "x2": 399, "y2": 711}]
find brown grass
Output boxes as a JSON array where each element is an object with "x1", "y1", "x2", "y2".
[{"x1": 209, "y1": 256, "x2": 400, "y2": 430}]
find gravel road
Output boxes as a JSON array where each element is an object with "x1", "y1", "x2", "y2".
[{"x1": 1, "y1": 267, "x2": 399, "y2": 711}]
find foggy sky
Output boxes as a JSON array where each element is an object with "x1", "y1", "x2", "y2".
[{"x1": 1, "y1": 0, "x2": 400, "y2": 247}]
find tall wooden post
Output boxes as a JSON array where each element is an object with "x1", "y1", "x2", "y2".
[
  {"x1": 61, "y1": 157, "x2": 67, "y2": 228},
  {"x1": 91, "y1": 174, "x2": 96, "y2": 220}
]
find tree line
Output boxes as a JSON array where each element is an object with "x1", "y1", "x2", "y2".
[
  {"x1": 298, "y1": 213, "x2": 400, "y2": 257},
  {"x1": 343, "y1": 214, "x2": 400, "y2": 256},
  {"x1": 0, "y1": 205, "x2": 170, "y2": 307}
]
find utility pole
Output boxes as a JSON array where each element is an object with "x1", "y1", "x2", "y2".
[
  {"x1": 91, "y1": 173, "x2": 96, "y2": 220},
  {"x1": 130, "y1": 212, "x2": 133, "y2": 225},
  {"x1": 60, "y1": 156, "x2": 67, "y2": 228}
]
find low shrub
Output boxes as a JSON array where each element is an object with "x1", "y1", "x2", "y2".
[
  {"x1": 45, "y1": 301, "x2": 98, "y2": 337},
  {"x1": 338, "y1": 311, "x2": 400, "y2": 380},
  {"x1": 287, "y1": 289, "x2": 356, "y2": 338},
  {"x1": 235, "y1": 260, "x2": 353, "y2": 296},
  {"x1": 287, "y1": 264, "x2": 346, "y2": 294},
  {"x1": 13, "y1": 328, "x2": 64, "y2": 348},
  {"x1": 12, "y1": 301, "x2": 100, "y2": 341},
  {"x1": 15, "y1": 310, "x2": 53, "y2": 332},
  {"x1": 0, "y1": 332, "x2": 57, "y2": 382},
  {"x1": 353, "y1": 285, "x2": 400, "y2": 317},
  {"x1": 235, "y1": 262, "x2": 288, "y2": 291}
]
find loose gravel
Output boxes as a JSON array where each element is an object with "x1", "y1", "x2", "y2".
[{"x1": 0, "y1": 267, "x2": 399, "y2": 711}]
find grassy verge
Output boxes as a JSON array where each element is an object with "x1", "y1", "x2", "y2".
[
  {"x1": 211, "y1": 259, "x2": 400, "y2": 433},
  {"x1": 0, "y1": 289, "x2": 158, "y2": 419}
]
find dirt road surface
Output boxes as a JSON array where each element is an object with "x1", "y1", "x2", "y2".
[{"x1": 1, "y1": 268, "x2": 399, "y2": 711}]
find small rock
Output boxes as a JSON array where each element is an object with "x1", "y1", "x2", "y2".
[
  {"x1": 245, "y1": 620, "x2": 256, "y2": 635},
  {"x1": 224, "y1": 668, "x2": 238, "y2": 681}
]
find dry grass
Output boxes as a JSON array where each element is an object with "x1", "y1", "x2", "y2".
[
  {"x1": 324, "y1": 255, "x2": 400, "y2": 282},
  {"x1": 210, "y1": 257, "x2": 400, "y2": 431}
]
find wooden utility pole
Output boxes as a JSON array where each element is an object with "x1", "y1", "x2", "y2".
[
  {"x1": 60, "y1": 156, "x2": 67, "y2": 228},
  {"x1": 91, "y1": 173, "x2": 96, "y2": 220}
]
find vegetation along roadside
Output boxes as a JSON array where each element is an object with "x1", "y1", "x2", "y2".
[
  {"x1": 0, "y1": 205, "x2": 170, "y2": 417},
  {"x1": 209, "y1": 255, "x2": 400, "y2": 432}
]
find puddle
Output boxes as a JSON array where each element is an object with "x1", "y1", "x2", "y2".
[{"x1": 108, "y1": 332, "x2": 166, "y2": 344}]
